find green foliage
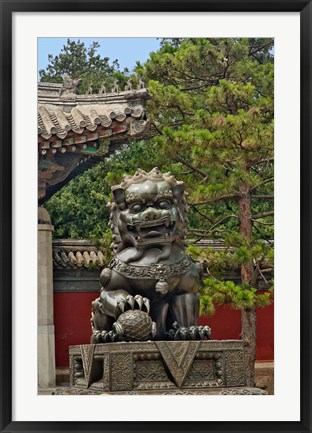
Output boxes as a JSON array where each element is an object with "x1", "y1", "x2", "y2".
[
  {"x1": 95, "y1": 230, "x2": 114, "y2": 267},
  {"x1": 39, "y1": 39, "x2": 129, "y2": 94},
  {"x1": 45, "y1": 140, "x2": 163, "y2": 239},
  {"x1": 136, "y1": 38, "x2": 274, "y2": 240},
  {"x1": 140, "y1": 38, "x2": 274, "y2": 308},
  {"x1": 199, "y1": 278, "x2": 272, "y2": 316},
  {"x1": 45, "y1": 162, "x2": 111, "y2": 240},
  {"x1": 187, "y1": 239, "x2": 273, "y2": 316},
  {"x1": 44, "y1": 38, "x2": 274, "y2": 316}
]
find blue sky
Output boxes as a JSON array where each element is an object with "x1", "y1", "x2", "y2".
[{"x1": 38, "y1": 37, "x2": 161, "y2": 77}]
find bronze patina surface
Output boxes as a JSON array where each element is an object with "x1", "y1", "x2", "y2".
[{"x1": 91, "y1": 168, "x2": 211, "y2": 343}]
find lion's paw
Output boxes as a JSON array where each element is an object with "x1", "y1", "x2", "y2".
[
  {"x1": 166, "y1": 324, "x2": 211, "y2": 341},
  {"x1": 116, "y1": 294, "x2": 150, "y2": 314},
  {"x1": 188, "y1": 325, "x2": 211, "y2": 340},
  {"x1": 92, "y1": 329, "x2": 119, "y2": 344}
]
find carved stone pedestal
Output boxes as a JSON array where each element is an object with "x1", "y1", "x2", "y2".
[{"x1": 68, "y1": 340, "x2": 266, "y2": 395}]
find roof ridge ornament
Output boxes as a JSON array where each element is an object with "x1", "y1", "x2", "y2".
[
  {"x1": 112, "y1": 79, "x2": 119, "y2": 94},
  {"x1": 85, "y1": 82, "x2": 93, "y2": 96},
  {"x1": 137, "y1": 77, "x2": 145, "y2": 90},
  {"x1": 124, "y1": 78, "x2": 133, "y2": 92},
  {"x1": 99, "y1": 82, "x2": 107, "y2": 95},
  {"x1": 59, "y1": 74, "x2": 82, "y2": 100}
]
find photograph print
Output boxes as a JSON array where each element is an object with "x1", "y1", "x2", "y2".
[{"x1": 37, "y1": 37, "x2": 274, "y2": 396}]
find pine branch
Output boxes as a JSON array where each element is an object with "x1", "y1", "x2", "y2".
[
  {"x1": 180, "y1": 77, "x2": 220, "y2": 92},
  {"x1": 189, "y1": 193, "x2": 241, "y2": 206},
  {"x1": 252, "y1": 220, "x2": 274, "y2": 226},
  {"x1": 199, "y1": 175, "x2": 209, "y2": 184},
  {"x1": 251, "y1": 211, "x2": 274, "y2": 220},
  {"x1": 261, "y1": 268, "x2": 274, "y2": 273},
  {"x1": 252, "y1": 221, "x2": 274, "y2": 243},
  {"x1": 248, "y1": 157, "x2": 274, "y2": 168},
  {"x1": 190, "y1": 207, "x2": 239, "y2": 232},
  {"x1": 190, "y1": 206, "x2": 214, "y2": 223},
  {"x1": 174, "y1": 154, "x2": 208, "y2": 178},
  {"x1": 151, "y1": 122, "x2": 163, "y2": 136},
  {"x1": 209, "y1": 214, "x2": 239, "y2": 231},
  {"x1": 250, "y1": 177, "x2": 274, "y2": 191},
  {"x1": 180, "y1": 169, "x2": 195, "y2": 175},
  {"x1": 257, "y1": 264, "x2": 269, "y2": 285},
  {"x1": 248, "y1": 41, "x2": 273, "y2": 57},
  {"x1": 251, "y1": 195, "x2": 274, "y2": 199}
]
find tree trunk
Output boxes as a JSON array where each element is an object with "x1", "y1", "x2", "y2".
[
  {"x1": 241, "y1": 307, "x2": 256, "y2": 387},
  {"x1": 238, "y1": 185, "x2": 256, "y2": 387}
]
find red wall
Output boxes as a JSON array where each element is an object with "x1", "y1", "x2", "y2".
[
  {"x1": 54, "y1": 292, "x2": 97, "y2": 367},
  {"x1": 54, "y1": 292, "x2": 274, "y2": 367},
  {"x1": 199, "y1": 299, "x2": 274, "y2": 360}
]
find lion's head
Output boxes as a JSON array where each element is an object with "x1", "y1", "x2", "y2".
[{"x1": 107, "y1": 168, "x2": 188, "y2": 261}]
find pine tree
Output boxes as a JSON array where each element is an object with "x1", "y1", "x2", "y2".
[
  {"x1": 39, "y1": 39, "x2": 129, "y2": 94},
  {"x1": 135, "y1": 38, "x2": 274, "y2": 385}
]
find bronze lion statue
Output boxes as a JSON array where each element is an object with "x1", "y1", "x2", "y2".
[{"x1": 91, "y1": 167, "x2": 211, "y2": 343}]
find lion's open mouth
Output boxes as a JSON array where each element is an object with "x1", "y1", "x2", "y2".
[
  {"x1": 140, "y1": 225, "x2": 166, "y2": 238},
  {"x1": 127, "y1": 218, "x2": 175, "y2": 243}
]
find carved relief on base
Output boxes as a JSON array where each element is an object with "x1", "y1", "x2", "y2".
[{"x1": 69, "y1": 340, "x2": 250, "y2": 393}]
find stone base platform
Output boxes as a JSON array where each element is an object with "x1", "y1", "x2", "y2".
[
  {"x1": 68, "y1": 340, "x2": 266, "y2": 394},
  {"x1": 52, "y1": 386, "x2": 266, "y2": 395}
]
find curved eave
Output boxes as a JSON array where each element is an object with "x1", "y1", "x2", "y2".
[
  {"x1": 38, "y1": 102, "x2": 147, "y2": 141},
  {"x1": 39, "y1": 155, "x2": 103, "y2": 204},
  {"x1": 38, "y1": 84, "x2": 150, "y2": 203}
]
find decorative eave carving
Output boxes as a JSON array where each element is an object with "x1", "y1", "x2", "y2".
[{"x1": 38, "y1": 81, "x2": 150, "y2": 203}]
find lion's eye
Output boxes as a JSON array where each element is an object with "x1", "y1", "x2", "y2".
[
  {"x1": 158, "y1": 200, "x2": 170, "y2": 210},
  {"x1": 131, "y1": 203, "x2": 143, "y2": 213}
]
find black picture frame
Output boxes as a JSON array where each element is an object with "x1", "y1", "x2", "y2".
[{"x1": 1, "y1": 1, "x2": 311, "y2": 432}]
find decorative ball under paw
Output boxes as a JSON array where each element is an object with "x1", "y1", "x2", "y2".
[{"x1": 113, "y1": 310, "x2": 156, "y2": 341}]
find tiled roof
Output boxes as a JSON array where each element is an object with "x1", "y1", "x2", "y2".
[
  {"x1": 38, "y1": 82, "x2": 150, "y2": 203},
  {"x1": 52, "y1": 240, "x2": 107, "y2": 270},
  {"x1": 38, "y1": 82, "x2": 149, "y2": 141},
  {"x1": 38, "y1": 102, "x2": 146, "y2": 140},
  {"x1": 52, "y1": 239, "x2": 229, "y2": 270}
]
